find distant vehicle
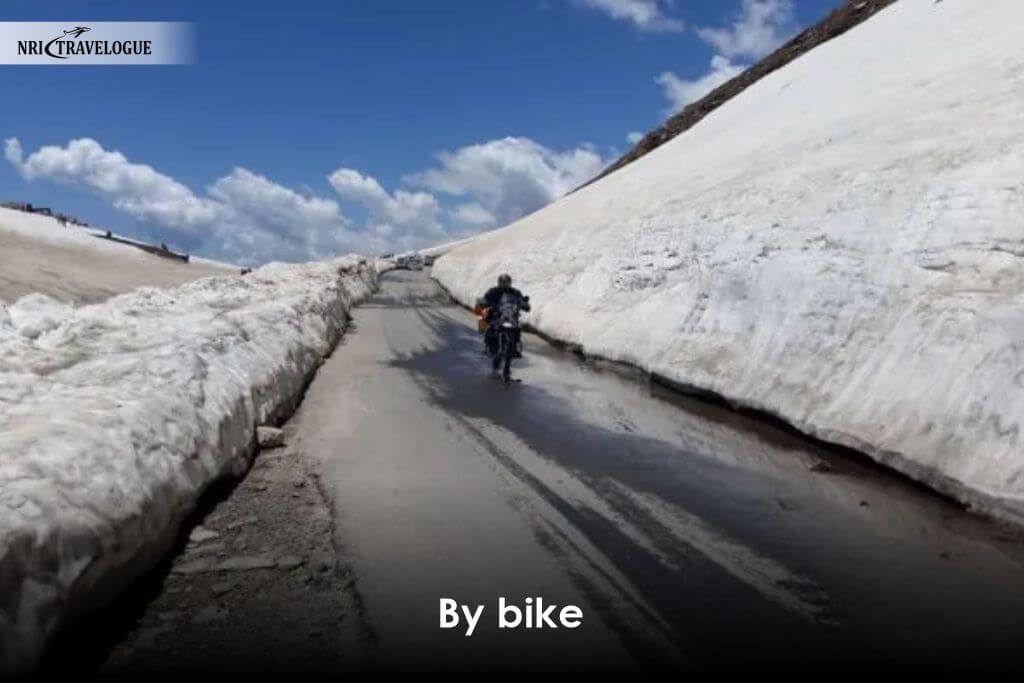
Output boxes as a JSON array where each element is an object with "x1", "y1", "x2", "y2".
[
  {"x1": 395, "y1": 256, "x2": 408, "y2": 268},
  {"x1": 407, "y1": 255, "x2": 424, "y2": 271},
  {"x1": 423, "y1": 254, "x2": 436, "y2": 266},
  {"x1": 381, "y1": 253, "x2": 393, "y2": 259}
]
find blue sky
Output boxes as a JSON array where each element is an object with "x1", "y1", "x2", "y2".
[{"x1": 1, "y1": 1, "x2": 841, "y2": 264}]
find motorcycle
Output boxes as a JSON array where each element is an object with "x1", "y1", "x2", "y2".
[{"x1": 476, "y1": 294, "x2": 529, "y2": 382}]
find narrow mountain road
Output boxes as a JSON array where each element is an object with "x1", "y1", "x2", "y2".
[{"x1": 288, "y1": 269, "x2": 1024, "y2": 673}]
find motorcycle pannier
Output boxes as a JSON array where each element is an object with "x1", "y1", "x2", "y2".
[{"x1": 477, "y1": 316, "x2": 489, "y2": 333}]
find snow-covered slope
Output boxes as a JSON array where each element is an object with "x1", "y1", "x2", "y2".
[
  {"x1": 419, "y1": 235, "x2": 478, "y2": 258},
  {"x1": 434, "y1": 1, "x2": 1024, "y2": 521},
  {"x1": 0, "y1": 258, "x2": 377, "y2": 674},
  {"x1": 0, "y1": 206, "x2": 237, "y2": 304}
]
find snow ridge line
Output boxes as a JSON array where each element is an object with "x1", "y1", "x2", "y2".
[
  {"x1": 0, "y1": 258, "x2": 380, "y2": 675},
  {"x1": 583, "y1": 0, "x2": 898, "y2": 188}
]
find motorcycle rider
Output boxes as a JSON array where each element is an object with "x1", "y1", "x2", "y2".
[{"x1": 479, "y1": 273, "x2": 530, "y2": 357}]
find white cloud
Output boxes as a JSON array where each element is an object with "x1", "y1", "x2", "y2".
[
  {"x1": 651, "y1": 1, "x2": 793, "y2": 116},
  {"x1": 334, "y1": 137, "x2": 605, "y2": 242},
  {"x1": 626, "y1": 131, "x2": 644, "y2": 144},
  {"x1": 4, "y1": 137, "x2": 372, "y2": 265},
  {"x1": 657, "y1": 55, "x2": 745, "y2": 112},
  {"x1": 696, "y1": 0, "x2": 795, "y2": 60},
  {"x1": 652, "y1": 1, "x2": 792, "y2": 116},
  {"x1": 578, "y1": 0, "x2": 684, "y2": 32},
  {"x1": 4, "y1": 137, "x2": 23, "y2": 166},
  {"x1": 409, "y1": 136, "x2": 605, "y2": 228},
  {"x1": 211, "y1": 168, "x2": 347, "y2": 231},
  {"x1": 208, "y1": 167, "x2": 371, "y2": 263},
  {"x1": 328, "y1": 168, "x2": 447, "y2": 247},
  {"x1": 5, "y1": 135, "x2": 606, "y2": 263},
  {"x1": 6, "y1": 137, "x2": 217, "y2": 230}
]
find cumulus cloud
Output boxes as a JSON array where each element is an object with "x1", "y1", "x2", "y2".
[
  {"x1": 696, "y1": 0, "x2": 795, "y2": 60},
  {"x1": 328, "y1": 168, "x2": 446, "y2": 247},
  {"x1": 208, "y1": 167, "x2": 371, "y2": 263},
  {"x1": 5, "y1": 135, "x2": 605, "y2": 263},
  {"x1": 409, "y1": 136, "x2": 605, "y2": 228},
  {"x1": 4, "y1": 137, "x2": 23, "y2": 166},
  {"x1": 652, "y1": 1, "x2": 793, "y2": 115},
  {"x1": 578, "y1": 0, "x2": 683, "y2": 32},
  {"x1": 656, "y1": 55, "x2": 745, "y2": 112},
  {"x1": 4, "y1": 137, "x2": 369, "y2": 265},
  {"x1": 212, "y1": 168, "x2": 347, "y2": 232},
  {"x1": 5, "y1": 137, "x2": 216, "y2": 229},
  {"x1": 332, "y1": 137, "x2": 605, "y2": 242},
  {"x1": 626, "y1": 131, "x2": 644, "y2": 145}
]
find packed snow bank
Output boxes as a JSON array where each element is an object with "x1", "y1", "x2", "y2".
[
  {"x1": 434, "y1": 1, "x2": 1024, "y2": 522},
  {"x1": 0, "y1": 257, "x2": 377, "y2": 674}
]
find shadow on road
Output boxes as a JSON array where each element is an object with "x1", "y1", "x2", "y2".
[
  {"x1": 383, "y1": 307, "x2": 851, "y2": 667},
  {"x1": 382, "y1": 302, "x2": 1024, "y2": 671}
]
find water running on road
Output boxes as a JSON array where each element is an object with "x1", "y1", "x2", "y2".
[{"x1": 290, "y1": 270, "x2": 1024, "y2": 672}]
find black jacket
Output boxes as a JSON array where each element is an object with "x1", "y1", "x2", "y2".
[{"x1": 482, "y1": 286, "x2": 530, "y2": 318}]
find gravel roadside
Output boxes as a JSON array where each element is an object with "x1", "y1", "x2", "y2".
[{"x1": 43, "y1": 420, "x2": 374, "y2": 678}]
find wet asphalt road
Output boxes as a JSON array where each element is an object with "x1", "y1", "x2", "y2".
[{"x1": 287, "y1": 270, "x2": 1024, "y2": 673}]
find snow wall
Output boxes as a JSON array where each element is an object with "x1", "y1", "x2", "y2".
[
  {"x1": 433, "y1": 1, "x2": 1024, "y2": 523},
  {"x1": 0, "y1": 257, "x2": 378, "y2": 674}
]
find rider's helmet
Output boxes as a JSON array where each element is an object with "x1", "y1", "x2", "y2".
[{"x1": 497, "y1": 273, "x2": 512, "y2": 288}]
